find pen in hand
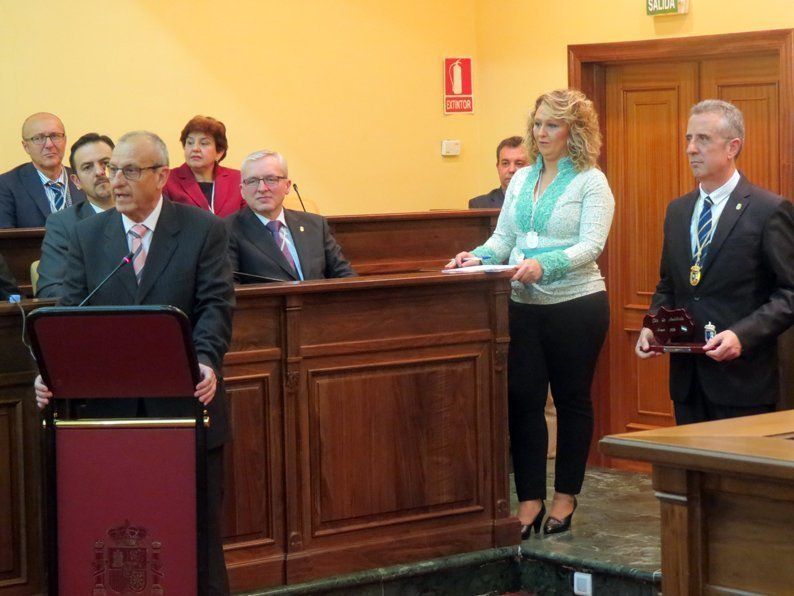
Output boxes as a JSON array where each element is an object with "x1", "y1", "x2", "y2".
[{"x1": 453, "y1": 255, "x2": 490, "y2": 268}]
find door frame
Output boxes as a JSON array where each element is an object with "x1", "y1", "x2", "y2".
[{"x1": 567, "y1": 29, "x2": 794, "y2": 466}]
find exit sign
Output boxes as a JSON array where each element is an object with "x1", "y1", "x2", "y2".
[{"x1": 647, "y1": 0, "x2": 689, "y2": 15}]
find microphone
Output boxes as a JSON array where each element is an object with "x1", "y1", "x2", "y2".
[
  {"x1": 233, "y1": 271, "x2": 289, "y2": 284},
  {"x1": 78, "y1": 252, "x2": 134, "y2": 307},
  {"x1": 292, "y1": 183, "x2": 307, "y2": 212}
]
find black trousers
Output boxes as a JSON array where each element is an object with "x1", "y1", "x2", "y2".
[
  {"x1": 674, "y1": 369, "x2": 775, "y2": 425},
  {"x1": 508, "y1": 292, "x2": 609, "y2": 501},
  {"x1": 207, "y1": 446, "x2": 230, "y2": 595}
]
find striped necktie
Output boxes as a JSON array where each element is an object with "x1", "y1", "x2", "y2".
[
  {"x1": 694, "y1": 196, "x2": 713, "y2": 263},
  {"x1": 266, "y1": 220, "x2": 296, "y2": 273},
  {"x1": 128, "y1": 224, "x2": 149, "y2": 283},
  {"x1": 48, "y1": 181, "x2": 66, "y2": 212}
]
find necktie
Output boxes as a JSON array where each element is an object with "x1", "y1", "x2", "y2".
[
  {"x1": 128, "y1": 224, "x2": 149, "y2": 283},
  {"x1": 694, "y1": 196, "x2": 713, "y2": 263},
  {"x1": 48, "y1": 181, "x2": 66, "y2": 212},
  {"x1": 266, "y1": 220, "x2": 296, "y2": 273}
]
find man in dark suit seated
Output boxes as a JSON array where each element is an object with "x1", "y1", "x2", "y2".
[
  {"x1": 34, "y1": 131, "x2": 234, "y2": 595},
  {"x1": 227, "y1": 149, "x2": 355, "y2": 282},
  {"x1": 0, "y1": 112, "x2": 86, "y2": 228},
  {"x1": 37, "y1": 133, "x2": 115, "y2": 298},
  {"x1": 468, "y1": 136, "x2": 528, "y2": 209},
  {"x1": 636, "y1": 99, "x2": 794, "y2": 424},
  {"x1": 0, "y1": 253, "x2": 20, "y2": 299}
]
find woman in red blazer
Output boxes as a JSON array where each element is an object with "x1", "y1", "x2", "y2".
[{"x1": 164, "y1": 115, "x2": 246, "y2": 218}]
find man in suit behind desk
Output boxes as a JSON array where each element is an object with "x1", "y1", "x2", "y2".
[
  {"x1": 227, "y1": 149, "x2": 355, "y2": 281},
  {"x1": 468, "y1": 136, "x2": 528, "y2": 209},
  {"x1": 636, "y1": 100, "x2": 794, "y2": 424},
  {"x1": 0, "y1": 112, "x2": 86, "y2": 228},
  {"x1": 37, "y1": 133, "x2": 116, "y2": 298},
  {"x1": 34, "y1": 131, "x2": 234, "y2": 595}
]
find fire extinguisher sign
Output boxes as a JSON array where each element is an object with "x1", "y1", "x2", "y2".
[{"x1": 444, "y1": 57, "x2": 473, "y2": 114}]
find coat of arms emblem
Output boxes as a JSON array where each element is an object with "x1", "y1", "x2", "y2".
[{"x1": 92, "y1": 520, "x2": 163, "y2": 595}]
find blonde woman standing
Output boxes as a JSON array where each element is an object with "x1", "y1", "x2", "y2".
[{"x1": 448, "y1": 89, "x2": 614, "y2": 537}]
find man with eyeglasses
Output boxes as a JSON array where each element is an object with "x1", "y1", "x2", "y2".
[
  {"x1": 34, "y1": 131, "x2": 234, "y2": 594},
  {"x1": 227, "y1": 149, "x2": 355, "y2": 282},
  {"x1": 37, "y1": 133, "x2": 116, "y2": 299},
  {"x1": 0, "y1": 112, "x2": 86, "y2": 228}
]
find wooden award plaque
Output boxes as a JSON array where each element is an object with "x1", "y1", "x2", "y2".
[{"x1": 643, "y1": 307, "x2": 707, "y2": 354}]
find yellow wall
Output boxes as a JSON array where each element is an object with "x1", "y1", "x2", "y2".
[
  {"x1": 473, "y1": 0, "x2": 794, "y2": 190},
  {"x1": 0, "y1": 0, "x2": 481, "y2": 215},
  {"x1": 2, "y1": 1, "x2": 793, "y2": 214}
]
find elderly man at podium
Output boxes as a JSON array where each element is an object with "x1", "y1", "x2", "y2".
[{"x1": 34, "y1": 130, "x2": 234, "y2": 595}]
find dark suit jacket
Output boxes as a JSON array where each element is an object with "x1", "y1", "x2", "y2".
[
  {"x1": 60, "y1": 199, "x2": 235, "y2": 447},
  {"x1": 227, "y1": 207, "x2": 356, "y2": 281},
  {"x1": 0, "y1": 162, "x2": 86, "y2": 228},
  {"x1": 36, "y1": 200, "x2": 99, "y2": 298},
  {"x1": 468, "y1": 187, "x2": 504, "y2": 209},
  {"x1": 0, "y1": 253, "x2": 19, "y2": 299},
  {"x1": 650, "y1": 175, "x2": 794, "y2": 407},
  {"x1": 163, "y1": 162, "x2": 245, "y2": 218}
]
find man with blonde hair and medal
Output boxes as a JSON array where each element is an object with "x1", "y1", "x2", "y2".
[{"x1": 636, "y1": 99, "x2": 794, "y2": 424}]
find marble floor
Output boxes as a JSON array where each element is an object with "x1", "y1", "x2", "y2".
[{"x1": 513, "y1": 463, "x2": 662, "y2": 584}]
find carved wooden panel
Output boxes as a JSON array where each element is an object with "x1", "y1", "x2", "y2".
[
  {"x1": 0, "y1": 401, "x2": 18, "y2": 579},
  {"x1": 0, "y1": 304, "x2": 43, "y2": 595},
  {"x1": 309, "y1": 357, "x2": 482, "y2": 531},
  {"x1": 223, "y1": 377, "x2": 276, "y2": 541}
]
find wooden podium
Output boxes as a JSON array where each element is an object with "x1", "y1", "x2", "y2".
[
  {"x1": 29, "y1": 306, "x2": 207, "y2": 595},
  {"x1": 0, "y1": 270, "x2": 520, "y2": 594},
  {"x1": 600, "y1": 411, "x2": 794, "y2": 595},
  {"x1": 222, "y1": 271, "x2": 519, "y2": 589}
]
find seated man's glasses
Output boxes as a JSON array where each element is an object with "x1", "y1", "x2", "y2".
[
  {"x1": 242, "y1": 176, "x2": 287, "y2": 189},
  {"x1": 25, "y1": 133, "x2": 66, "y2": 145}
]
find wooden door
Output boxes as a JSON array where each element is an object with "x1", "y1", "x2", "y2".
[
  {"x1": 605, "y1": 62, "x2": 698, "y2": 438},
  {"x1": 701, "y1": 54, "x2": 780, "y2": 192},
  {"x1": 604, "y1": 52, "x2": 782, "y2": 444}
]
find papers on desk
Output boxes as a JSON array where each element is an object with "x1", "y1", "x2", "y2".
[
  {"x1": 442, "y1": 265, "x2": 552, "y2": 295},
  {"x1": 442, "y1": 264, "x2": 516, "y2": 274}
]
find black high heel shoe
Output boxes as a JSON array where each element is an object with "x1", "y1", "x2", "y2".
[
  {"x1": 520, "y1": 502, "x2": 546, "y2": 539},
  {"x1": 543, "y1": 497, "x2": 577, "y2": 535}
]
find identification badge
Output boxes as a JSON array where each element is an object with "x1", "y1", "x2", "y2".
[
  {"x1": 689, "y1": 264, "x2": 701, "y2": 286},
  {"x1": 526, "y1": 231, "x2": 539, "y2": 248}
]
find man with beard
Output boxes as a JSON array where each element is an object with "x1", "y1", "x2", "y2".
[{"x1": 37, "y1": 133, "x2": 115, "y2": 298}]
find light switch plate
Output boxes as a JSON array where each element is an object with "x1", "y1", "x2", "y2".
[{"x1": 441, "y1": 140, "x2": 461, "y2": 156}]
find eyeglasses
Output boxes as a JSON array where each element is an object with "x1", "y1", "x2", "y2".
[
  {"x1": 106, "y1": 164, "x2": 165, "y2": 181},
  {"x1": 242, "y1": 176, "x2": 287, "y2": 189},
  {"x1": 25, "y1": 133, "x2": 66, "y2": 146}
]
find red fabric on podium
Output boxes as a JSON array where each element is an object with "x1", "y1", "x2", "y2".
[
  {"x1": 56, "y1": 427, "x2": 197, "y2": 593},
  {"x1": 33, "y1": 311, "x2": 196, "y2": 399}
]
